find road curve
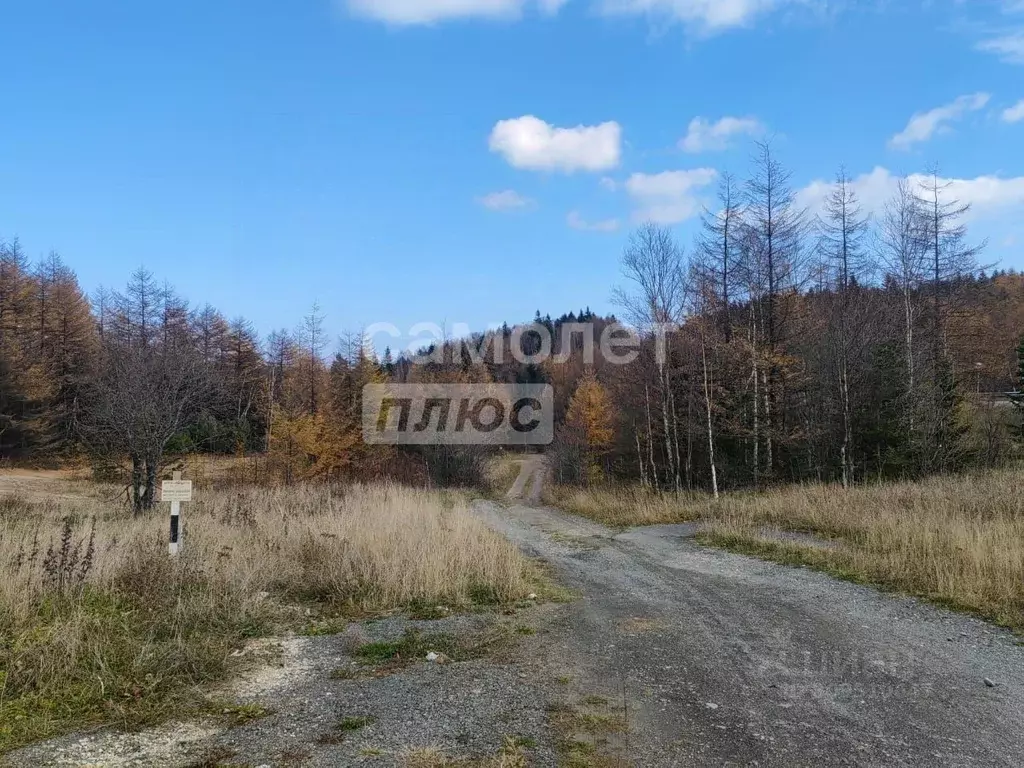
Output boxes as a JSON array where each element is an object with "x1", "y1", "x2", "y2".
[
  {"x1": 472, "y1": 499, "x2": 1024, "y2": 767},
  {"x1": 505, "y1": 455, "x2": 548, "y2": 503}
]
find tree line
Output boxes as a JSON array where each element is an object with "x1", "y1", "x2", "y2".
[
  {"x1": 574, "y1": 145, "x2": 1023, "y2": 491},
  {"x1": 0, "y1": 246, "x2": 396, "y2": 510},
  {"x1": 1, "y1": 141, "x2": 1022, "y2": 504}
]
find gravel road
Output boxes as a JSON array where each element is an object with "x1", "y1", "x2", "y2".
[
  {"x1": 7, "y1": 458, "x2": 1024, "y2": 767},
  {"x1": 472, "y1": 495, "x2": 1024, "y2": 767}
]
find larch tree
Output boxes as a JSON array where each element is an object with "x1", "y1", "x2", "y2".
[
  {"x1": 878, "y1": 177, "x2": 928, "y2": 431},
  {"x1": 564, "y1": 372, "x2": 615, "y2": 485},
  {"x1": 36, "y1": 253, "x2": 97, "y2": 453},
  {"x1": 744, "y1": 141, "x2": 808, "y2": 478},
  {"x1": 817, "y1": 166, "x2": 872, "y2": 487},
  {"x1": 695, "y1": 172, "x2": 746, "y2": 344},
  {"x1": 916, "y1": 169, "x2": 986, "y2": 469},
  {"x1": 300, "y1": 301, "x2": 327, "y2": 416},
  {"x1": 918, "y1": 169, "x2": 986, "y2": 377}
]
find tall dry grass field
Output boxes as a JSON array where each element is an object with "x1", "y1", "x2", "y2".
[
  {"x1": 556, "y1": 471, "x2": 1024, "y2": 631},
  {"x1": 0, "y1": 483, "x2": 532, "y2": 752}
]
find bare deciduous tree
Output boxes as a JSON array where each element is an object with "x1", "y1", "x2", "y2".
[
  {"x1": 614, "y1": 224, "x2": 688, "y2": 491},
  {"x1": 878, "y1": 177, "x2": 928, "y2": 423},
  {"x1": 82, "y1": 270, "x2": 209, "y2": 513}
]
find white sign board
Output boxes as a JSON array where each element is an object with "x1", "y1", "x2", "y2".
[{"x1": 161, "y1": 479, "x2": 193, "y2": 502}]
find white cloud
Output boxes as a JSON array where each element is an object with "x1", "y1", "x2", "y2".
[
  {"x1": 347, "y1": 0, "x2": 805, "y2": 29},
  {"x1": 489, "y1": 116, "x2": 622, "y2": 173},
  {"x1": 600, "y1": 176, "x2": 619, "y2": 191},
  {"x1": 345, "y1": 0, "x2": 563, "y2": 25},
  {"x1": 478, "y1": 190, "x2": 535, "y2": 211},
  {"x1": 796, "y1": 166, "x2": 897, "y2": 218},
  {"x1": 978, "y1": 30, "x2": 1024, "y2": 64},
  {"x1": 797, "y1": 167, "x2": 1024, "y2": 223},
  {"x1": 1003, "y1": 99, "x2": 1024, "y2": 123},
  {"x1": 567, "y1": 211, "x2": 621, "y2": 232},
  {"x1": 681, "y1": 116, "x2": 764, "y2": 153},
  {"x1": 598, "y1": 0, "x2": 791, "y2": 33},
  {"x1": 930, "y1": 174, "x2": 1024, "y2": 218},
  {"x1": 625, "y1": 168, "x2": 717, "y2": 224},
  {"x1": 888, "y1": 93, "x2": 991, "y2": 150}
]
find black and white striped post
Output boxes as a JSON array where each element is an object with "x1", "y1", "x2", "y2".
[{"x1": 162, "y1": 471, "x2": 192, "y2": 556}]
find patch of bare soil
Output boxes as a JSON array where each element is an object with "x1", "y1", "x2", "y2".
[{"x1": 5, "y1": 612, "x2": 580, "y2": 768}]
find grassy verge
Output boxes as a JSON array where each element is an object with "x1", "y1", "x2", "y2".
[
  {"x1": 552, "y1": 470, "x2": 1024, "y2": 632},
  {"x1": 544, "y1": 483, "x2": 704, "y2": 527},
  {"x1": 0, "y1": 483, "x2": 536, "y2": 754}
]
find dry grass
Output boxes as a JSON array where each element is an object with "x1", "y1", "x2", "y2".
[
  {"x1": 556, "y1": 470, "x2": 1024, "y2": 632},
  {"x1": 545, "y1": 484, "x2": 702, "y2": 527},
  {"x1": 0, "y1": 482, "x2": 534, "y2": 753}
]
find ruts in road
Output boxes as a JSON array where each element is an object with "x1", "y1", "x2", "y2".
[{"x1": 475, "y1": 479, "x2": 1024, "y2": 767}]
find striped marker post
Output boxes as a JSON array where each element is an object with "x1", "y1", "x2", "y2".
[{"x1": 162, "y1": 471, "x2": 193, "y2": 556}]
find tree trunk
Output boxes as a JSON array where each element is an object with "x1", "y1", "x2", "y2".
[
  {"x1": 667, "y1": 370, "x2": 685, "y2": 491},
  {"x1": 840, "y1": 354, "x2": 853, "y2": 489},
  {"x1": 131, "y1": 454, "x2": 144, "y2": 516},
  {"x1": 144, "y1": 455, "x2": 158, "y2": 511},
  {"x1": 659, "y1": 363, "x2": 677, "y2": 492},
  {"x1": 635, "y1": 426, "x2": 648, "y2": 488},
  {"x1": 763, "y1": 369, "x2": 773, "y2": 476},
  {"x1": 903, "y1": 284, "x2": 915, "y2": 431},
  {"x1": 644, "y1": 384, "x2": 657, "y2": 490},
  {"x1": 750, "y1": 309, "x2": 761, "y2": 490},
  {"x1": 702, "y1": 331, "x2": 720, "y2": 499}
]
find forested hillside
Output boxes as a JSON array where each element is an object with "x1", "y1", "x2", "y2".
[{"x1": 2, "y1": 149, "x2": 1023, "y2": 499}]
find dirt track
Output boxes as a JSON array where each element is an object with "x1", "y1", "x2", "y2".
[
  {"x1": 7, "y1": 463, "x2": 1024, "y2": 766},
  {"x1": 479, "y1": 461, "x2": 1024, "y2": 766},
  {"x1": 505, "y1": 455, "x2": 547, "y2": 504}
]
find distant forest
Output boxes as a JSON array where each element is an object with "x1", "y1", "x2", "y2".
[{"x1": 2, "y1": 146, "x2": 1023, "y2": 503}]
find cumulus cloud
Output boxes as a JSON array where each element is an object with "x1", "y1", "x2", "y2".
[
  {"x1": 625, "y1": 168, "x2": 718, "y2": 224},
  {"x1": 796, "y1": 167, "x2": 897, "y2": 218},
  {"x1": 797, "y1": 167, "x2": 1024, "y2": 223},
  {"x1": 888, "y1": 93, "x2": 991, "y2": 151},
  {"x1": 599, "y1": 0, "x2": 791, "y2": 33},
  {"x1": 931, "y1": 174, "x2": 1024, "y2": 218},
  {"x1": 478, "y1": 190, "x2": 535, "y2": 211},
  {"x1": 1003, "y1": 99, "x2": 1024, "y2": 123},
  {"x1": 489, "y1": 116, "x2": 622, "y2": 173},
  {"x1": 345, "y1": 0, "x2": 563, "y2": 25},
  {"x1": 567, "y1": 211, "x2": 621, "y2": 232},
  {"x1": 681, "y1": 116, "x2": 764, "y2": 153},
  {"x1": 600, "y1": 176, "x2": 619, "y2": 191}
]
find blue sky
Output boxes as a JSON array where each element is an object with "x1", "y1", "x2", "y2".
[{"x1": 1, "y1": 0, "x2": 1023, "y2": 354}]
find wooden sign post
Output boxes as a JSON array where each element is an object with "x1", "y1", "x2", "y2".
[{"x1": 162, "y1": 471, "x2": 193, "y2": 556}]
